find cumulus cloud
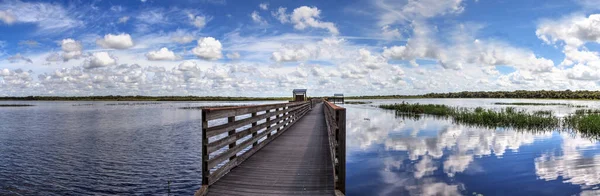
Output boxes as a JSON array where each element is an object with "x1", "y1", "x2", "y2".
[
  {"x1": 259, "y1": 3, "x2": 268, "y2": 10},
  {"x1": 118, "y1": 16, "x2": 130, "y2": 24},
  {"x1": 96, "y1": 33, "x2": 134, "y2": 49},
  {"x1": 251, "y1": 11, "x2": 267, "y2": 25},
  {"x1": 226, "y1": 52, "x2": 241, "y2": 59},
  {"x1": 61, "y1": 39, "x2": 83, "y2": 61},
  {"x1": 290, "y1": 6, "x2": 339, "y2": 35},
  {"x1": 7, "y1": 53, "x2": 32, "y2": 63},
  {"x1": 188, "y1": 14, "x2": 208, "y2": 29},
  {"x1": 171, "y1": 35, "x2": 194, "y2": 44},
  {"x1": 537, "y1": 14, "x2": 600, "y2": 48},
  {"x1": 83, "y1": 52, "x2": 117, "y2": 69},
  {"x1": 383, "y1": 22, "x2": 554, "y2": 72},
  {"x1": 0, "y1": 10, "x2": 16, "y2": 24},
  {"x1": 146, "y1": 47, "x2": 180, "y2": 61},
  {"x1": 192, "y1": 37, "x2": 223, "y2": 60},
  {"x1": 271, "y1": 7, "x2": 289, "y2": 23},
  {"x1": 271, "y1": 45, "x2": 311, "y2": 62}
]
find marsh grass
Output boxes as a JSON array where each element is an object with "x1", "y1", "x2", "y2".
[
  {"x1": 493, "y1": 102, "x2": 586, "y2": 108},
  {"x1": 344, "y1": 101, "x2": 373, "y2": 104},
  {"x1": 0, "y1": 104, "x2": 34, "y2": 107},
  {"x1": 380, "y1": 102, "x2": 559, "y2": 130}
]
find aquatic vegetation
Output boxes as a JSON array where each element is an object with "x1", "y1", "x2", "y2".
[
  {"x1": 452, "y1": 107, "x2": 559, "y2": 130},
  {"x1": 344, "y1": 101, "x2": 372, "y2": 104},
  {"x1": 0, "y1": 104, "x2": 34, "y2": 107},
  {"x1": 379, "y1": 102, "x2": 454, "y2": 116},
  {"x1": 380, "y1": 102, "x2": 559, "y2": 130},
  {"x1": 105, "y1": 102, "x2": 162, "y2": 106},
  {"x1": 493, "y1": 102, "x2": 585, "y2": 107},
  {"x1": 574, "y1": 109, "x2": 600, "y2": 115}
]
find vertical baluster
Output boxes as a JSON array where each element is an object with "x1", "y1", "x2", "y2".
[{"x1": 228, "y1": 116, "x2": 236, "y2": 161}]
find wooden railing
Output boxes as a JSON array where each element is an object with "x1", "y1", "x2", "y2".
[
  {"x1": 323, "y1": 100, "x2": 346, "y2": 195},
  {"x1": 196, "y1": 101, "x2": 312, "y2": 195}
]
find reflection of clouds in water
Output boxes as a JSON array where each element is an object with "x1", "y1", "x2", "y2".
[
  {"x1": 535, "y1": 134, "x2": 600, "y2": 187},
  {"x1": 379, "y1": 156, "x2": 462, "y2": 196},
  {"x1": 346, "y1": 106, "x2": 554, "y2": 195},
  {"x1": 382, "y1": 125, "x2": 552, "y2": 177}
]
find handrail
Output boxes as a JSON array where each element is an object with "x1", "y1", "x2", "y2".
[
  {"x1": 323, "y1": 100, "x2": 346, "y2": 195},
  {"x1": 196, "y1": 101, "x2": 312, "y2": 195}
]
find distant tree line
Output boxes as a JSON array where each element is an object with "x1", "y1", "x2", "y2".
[
  {"x1": 348, "y1": 90, "x2": 600, "y2": 100},
  {"x1": 0, "y1": 95, "x2": 291, "y2": 101}
]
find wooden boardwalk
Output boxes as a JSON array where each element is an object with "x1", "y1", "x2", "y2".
[
  {"x1": 206, "y1": 103, "x2": 334, "y2": 195},
  {"x1": 197, "y1": 99, "x2": 345, "y2": 196}
]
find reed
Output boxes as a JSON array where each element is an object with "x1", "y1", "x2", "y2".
[{"x1": 380, "y1": 102, "x2": 559, "y2": 130}]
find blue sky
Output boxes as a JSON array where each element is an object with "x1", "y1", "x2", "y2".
[{"x1": 1, "y1": 0, "x2": 600, "y2": 96}]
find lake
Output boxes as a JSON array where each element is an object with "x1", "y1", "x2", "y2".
[{"x1": 1, "y1": 99, "x2": 600, "y2": 195}]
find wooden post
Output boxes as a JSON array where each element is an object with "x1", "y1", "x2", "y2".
[
  {"x1": 252, "y1": 112, "x2": 258, "y2": 147},
  {"x1": 336, "y1": 108, "x2": 346, "y2": 194},
  {"x1": 201, "y1": 110, "x2": 210, "y2": 186},
  {"x1": 228, "y1": 116, "x2": 236, "y2": 160},
  {"x1": 266, "y1": 109, "x2": 272, "y2": 138}
]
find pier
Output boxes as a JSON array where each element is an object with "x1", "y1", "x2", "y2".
[{"x1": 196, "y1": 99, "x2": 346, "y2": 195}]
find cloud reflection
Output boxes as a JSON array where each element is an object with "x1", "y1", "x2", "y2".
[{"x1": 535, "y1": 134, "x2": 600, "y2": 187}]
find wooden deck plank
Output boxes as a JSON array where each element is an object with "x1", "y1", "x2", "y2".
[{"x1": 206, "y1": 103, "x2": 334, "y2": 196}]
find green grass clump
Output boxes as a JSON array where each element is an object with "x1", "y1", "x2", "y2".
[
  {"x1": 493, "y1": 102, "x2": 586, "y2": 108},
  {"x1": 453, "y1": 108, "x2": 559, "y2": 130},
  {"x1": 564, "y1": 114, "x2": 600, "y2": 135},
  {"x1": 380, "y1": 102, "x2": 559, "y2": 131},
  {"x1": 574, "y1": 109, "x2": 600, "y2": 115},
  {"x1": 344, "y1": 101, "x2": 372, "y2": 104},
  {"x1": 0, "y1": 104, "x2": 34, "y2": 107},
  {"x1": 379, "y1": 102, "x2": 454, "y2": 116}
]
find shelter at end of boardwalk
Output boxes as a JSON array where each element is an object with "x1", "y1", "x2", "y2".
[
  {"x1": 293, "y1": 89, "x2": 307, "y2": 102},
  {"x1": 330, "y1": 93, "x2": 344, "y2": 103}
]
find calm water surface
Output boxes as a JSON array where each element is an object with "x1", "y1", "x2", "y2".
[
  {"x1": 346, "y1": 99, "x2": 600, "y2": 196},
  {"x1": 0, "y1": 101, "x2": 283, "y2": 195},
  {"x1": 2, "y1": 99, "x2": 600, "y2": 195}
]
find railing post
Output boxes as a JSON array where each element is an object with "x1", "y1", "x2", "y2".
[
  {"x1": 252, "y1": 112, "x2": 258, "y2": 147},
  {"x1": 267, "y1": 109, "x2": 272, "y2": 138},
  {"x1": 201, "y1": 109, "x2": 210, "y2": 187},
  {"x1": 228, "y1": 116, "x2": 236, "y2": 160},
  {"x1": 336, "y1": 108, "x2": 346, "y2": 194}
]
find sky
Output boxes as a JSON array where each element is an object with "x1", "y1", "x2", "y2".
[{"x1": 1, "y1": 0, "x2": 600, "y2": 97}]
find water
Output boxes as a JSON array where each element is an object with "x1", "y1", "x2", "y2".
[
  {"x1": 2, "y1": 99, "x2": 600, "y2": 195},
  {"x1": 0, "y1": 101, "x2": 283, "y2": 195},
  {"x1": 345, "y1": 99, "x2": 600, "y2": 196}
]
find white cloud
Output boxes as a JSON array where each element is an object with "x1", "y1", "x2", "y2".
[
  {"x1": 83, "y1": 52, "x2": 117, "y2": 69},
  {"x1": 374, "y1": 0, "x2": 465, "y2": 27},
  {"x1": 271, "y1": 45, "x2": 311, "y2": 62},
  {"x1": 357, "y1": 48, "x2": 388, "y2": 70},
  {"x1": 251, "y1": 11, "x2": 268, "y2": 25},
  {"x1": 188, "y1": 14, "x2": 208, "y2": 29},
  {"x1": 226, "y1": 52, "x2": 241, "y2": 59},
  {"x1": 537, "y1": 14, "x2": 600, "y2": 48},
  {"x1": 0, "y1": 1, "x2": 81, "y2": 33},
  {"x1": 61, "y1": 39, "x2": 83, "y2": 61},
  {"x1": 7, "y1": 53, "x2": 32, "y2": 63},
  {"x1": 259, "y1": 3, "x2": 269, "y2": 10},
  {"x1": 118, "y1": 16, "x2": 130, "y2": 24},
  {"x1": 192, "y1": 37, "x2": 223, "y2": 60},
  {"x1": 96, "y1": 33, "x2": 135, "y2": 49},
  {"x1": 146, "y1": 47, "x2": 181, "y2": 61},
  {"x1": 290, "y1": 6, "x2": 339, "y2": 35},
  {"x1": 381, "y1": 25, "x2": 402, "y2": 40},
  {"x1": 271, "y1": 7, "x2": 289, "y2": 23},
  {"x1": 0, "y1": 10, "x2": 16, "y2": 24},
  {"x1": 383, "y1": 22, "x2": 554, "y2": 72},
  {"x1": 171, "y1": 30, "x2": 195, "y2": 44}
]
